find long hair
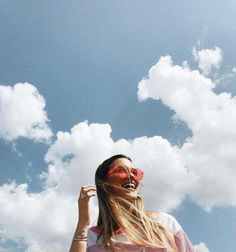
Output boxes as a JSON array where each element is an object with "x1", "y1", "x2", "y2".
[{"x1": 95, "y1": 154, "x2": 178, "y2": 252}]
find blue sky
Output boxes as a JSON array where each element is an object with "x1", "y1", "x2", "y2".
[{"x1": 0, "y1": 1, "x2": 236, "y2": 251}]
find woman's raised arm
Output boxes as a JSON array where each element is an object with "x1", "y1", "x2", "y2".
[{"x1": 69, "y1": 184, "x2": 96, "y2": 252}]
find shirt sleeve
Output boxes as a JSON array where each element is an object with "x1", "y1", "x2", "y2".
[
  {"x1": 174, "y1": 228, "x2": 195, "y2": 252},
  {"x1": 157, "y1": 212, "x2": 195, "y2": 252}
]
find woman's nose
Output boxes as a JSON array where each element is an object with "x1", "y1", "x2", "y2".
[{"x1": 128, "y1": 170, "x2": 135, "y2": 179}]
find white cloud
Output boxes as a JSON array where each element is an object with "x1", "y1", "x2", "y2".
[
  {"x1": 194, "y1": 242, "x2": 210, "y2": 252},
  {"x1": 1, "y1": 50, "x2": 234, "y2": 251},
  {"x1": 0, "y1": 83, "x2": 52, "y2": 142},
  {"x1": 43, "y1": 121, "x2": 192, "y2": 211},
  {"x1": 137, "y1": 54, "x2": 236, "y2": 210},
  {"x1": 214, "y1": 69, "x2": 236, "y2": 85},
  {"x1": 0, "y1": 122, "x2": 193, "y2": 251},
  {"x1": 192, "y1": 47, "x2": 223, "y2": 75},
  {"x1": 0, "y1": 182, "x2": 79, "y2": 252},
  {"x1": 0, "y1": 246, "x2": 17, "y2": 252}
]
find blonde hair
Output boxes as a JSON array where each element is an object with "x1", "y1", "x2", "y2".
[{"x1": 95, "y1": 155, "x2": 178, "y2": 252}]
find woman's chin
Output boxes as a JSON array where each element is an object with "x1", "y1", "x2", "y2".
[
  {"x1": 122, "y1": 190, "x2": 138, "y2": 201},
  {"x1": 111, "y1": 186, "x2": 139, "y2": 201}
]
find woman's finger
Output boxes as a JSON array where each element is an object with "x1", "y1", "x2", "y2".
[
  {"x1": 81, "y1": 184, "x2": 96, "y2": 189},
  {"x1": 80, "y1": 185, "x2": 96, "y2": 192},
  {"x1": 80, "y1": 187, "x2": 96, "y2": 194},
  {"x1": 79, "y1": 186, "x2": 96, "y2": 200}
]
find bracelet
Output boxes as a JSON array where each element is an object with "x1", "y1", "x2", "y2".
[{"x1": 73, "y1": 234, "x2": 87, "y2": 242}]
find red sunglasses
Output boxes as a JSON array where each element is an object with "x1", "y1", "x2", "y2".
[{"x1": 107, "y1": 165, "x2": 144, "y2": 181}]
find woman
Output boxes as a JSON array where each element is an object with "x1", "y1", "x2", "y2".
[{"x1": 69, "y1": 154, "x2": 195, "y2": 252}]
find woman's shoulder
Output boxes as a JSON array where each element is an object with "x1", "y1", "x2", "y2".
[{"x1": 146, "y1": 210, "x2": 182, "y2": 234}]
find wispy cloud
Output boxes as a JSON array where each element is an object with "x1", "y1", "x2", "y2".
[
  {"x1": 0, "y1": 246, "x2": 18, "y2": 252},
  {"x1": 194, "y1": 242, "x2": 210, "y2": 252},
  {"x1": 192, "y1": 46, "x2": 223, "y2": 76}
]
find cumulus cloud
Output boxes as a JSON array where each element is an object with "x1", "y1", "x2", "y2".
[
  {"x1": 192, "y1": 47, "x2": 223, "y2": 75},
  {"x1": 0, "y1": 121, "x2": 194, "y2": 251},
  {"x1": 194, "y1": 242, "x2": 210, "y2": 252},
  {"x1": 137, "y1": 52, "x2": 236, "y2": 210},
  {"x1": 1, "y1": 49, "x2": 233, "y2": 251},
  {"x1": 0, "y1": 182, "x2": 79, "y2": 252},
  {"x1": 43, "y1": 121, "x2": 192, "y2": 211},
  {"x1": 0, "y1": 83, "x2": 52, "y2": 142}
]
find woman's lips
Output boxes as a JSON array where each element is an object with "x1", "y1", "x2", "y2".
[{"x1": 122, "y1": 181, "x2": 136, "y2": 189}]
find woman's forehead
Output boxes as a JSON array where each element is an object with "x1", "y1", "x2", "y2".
[{"x1": 111, "y1": 158, "x2": 133, "y2": 167}]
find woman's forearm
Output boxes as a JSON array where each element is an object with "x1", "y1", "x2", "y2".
[{"x1": 70, "y1": 185, "x2": 96, "y2": 252}]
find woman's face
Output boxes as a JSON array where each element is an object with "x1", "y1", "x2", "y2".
[{"x1": 106, "y1": 158, "x2": 143, "y2": 201}]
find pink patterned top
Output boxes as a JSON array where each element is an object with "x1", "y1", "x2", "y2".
[{"x1": 87, "y1": 212, "x2": 195, "y2": 252}]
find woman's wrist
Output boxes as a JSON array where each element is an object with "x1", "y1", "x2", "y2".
[
  {"x1": 77, "y1": 221, "x2": 89, "y2": 228},
  {"x1": 73, "y1": 224, "x2": 89, "y2": 242},
  {"x1": 73, "y1": 232, "x2": 87, "y2": 242},
  {"x1": 75, "y1": 223, "x2": 89, "y2": 235}
]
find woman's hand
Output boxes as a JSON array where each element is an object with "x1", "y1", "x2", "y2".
[{"x1": 77, "y1": 184, "x2": 96, "y2": 229}]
